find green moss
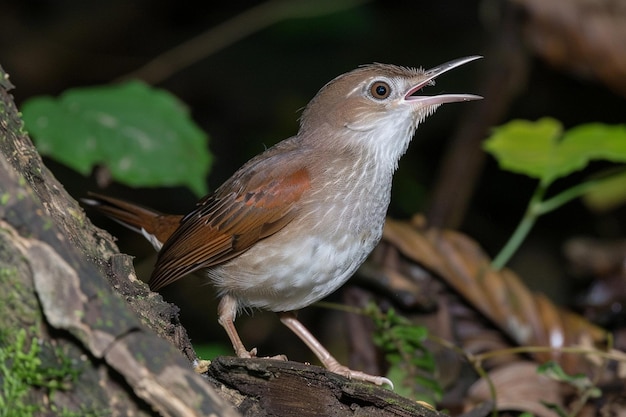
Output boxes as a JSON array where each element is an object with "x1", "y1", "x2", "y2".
[
  {"x1": 0, "y1": 231, "x2": 45, "y2": 334},
  {"x1": 0, "y1": 229, "x2": 109, "y2": 416},
  {"x1": 0, "y1": 329, "x2": 38, "y2": 416},
  {"x1": 42, "y1": 218, "x2": 54, "y2": 231},
  {"x1": 0, "y1": 267, "x2": 40, "y2": 332},
  {"x1": 0, "y1": 266, "x2": 18, "y2": 279},
  {"x1": 0, "y1": 328, "x2": 107, "y2": 417}
]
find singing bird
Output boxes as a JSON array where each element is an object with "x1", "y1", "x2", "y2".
[{"x1": 86, "y1": 56, "x2": 482, "y2": 386}]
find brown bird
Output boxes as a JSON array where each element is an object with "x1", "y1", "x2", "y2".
[{"x1": 85, "y1": 56, "x2": 482, "y2": 387}]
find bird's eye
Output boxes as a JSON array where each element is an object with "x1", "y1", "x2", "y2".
[{"x1": 370, "y1": 81, "x2": 391, "y2": 100}]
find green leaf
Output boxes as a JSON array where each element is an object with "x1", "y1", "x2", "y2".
[
  {"x1": 537, "y1": 361, "x2": 594, "y2": 391},
  {"x1": 366, "y1": 303, "x2": 441, "y2": 399},
  {"x1": 483, "y1": 118, "x2": 564, "y2": 181},
  {"x1": 22, "y1": 81, "x2": 211, "y2": 197},
  {"x1": 582, "y1": 169, "x2": 626, "y2": 212},
  {"x1": 385, "y1": 365, "x2": 441, "y2": 405},
  {"x1": 483, "y1": 118, "x2": 626, "y2": 185}
]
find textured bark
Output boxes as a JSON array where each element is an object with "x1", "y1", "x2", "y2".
[
  {"x1": 0, "y1": 64, "x2": 237, "y2": 417},
  {"x1": 0, "y1": 65, "x2": 442, "y2": 416},
  {"x1": 206, "y1": 357, "x2": 445, "y2": 417}
]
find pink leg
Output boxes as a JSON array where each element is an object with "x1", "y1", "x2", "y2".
[
  {"x1": 279, "y1": 311, "x2": 393, "y2": 387},
  {"x1": 217, "y1": 295, "x2": 256, "y2": 358}
]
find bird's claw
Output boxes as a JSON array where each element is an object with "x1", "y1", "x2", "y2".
[
  {"x1": 236, "y1": 348, "x2": 288, "y2": 362},
  {"x1": 267, "y1": 354, "x2": 288, "y2": 361},
  {"x1": 235, "y1": 347, "x2": 257, "y2": 358},
  {"x1": 329, "y1": 364, "x2": 394, "y2": 389}
]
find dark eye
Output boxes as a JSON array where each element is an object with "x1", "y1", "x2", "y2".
[{"x1": 370, "y1": 81, "x2": 391, "y2": 100}]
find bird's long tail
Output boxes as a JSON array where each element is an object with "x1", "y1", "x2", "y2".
[{"x1": 83, "y1": 193, "x2": 182, "y2": 251}]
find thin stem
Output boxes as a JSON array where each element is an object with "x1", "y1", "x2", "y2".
[
  {"x1": 118, "y1": 0, "x2": 370, "y2": 84},
  {"x1": 491, "y1": 178, "x2": 599, "y2": 270},
  {"x1": 491, "y1": 182, "x2": 548, "y2": 270},
  {"x1": 535, "y1": 179, "x2": 598, "y2": 215},
  {"x1": 472, "y1": 344, "x2": 621, "y2": 363},
  {"x1": 428, "y1": 334, "x2": 499, "y2": 417}
]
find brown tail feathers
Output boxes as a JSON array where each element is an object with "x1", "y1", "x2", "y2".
[{"x1": 83, "y1": 193, "x2": 182, "y2": 249}]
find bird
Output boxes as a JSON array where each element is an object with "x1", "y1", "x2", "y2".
[{"x1": 85, "y1": 56, "x2": 482, "y2": 387}]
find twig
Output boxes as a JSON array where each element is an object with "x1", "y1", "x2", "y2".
[{"x1": 118, "y1": 0, "x2": 370, "y2": 84}]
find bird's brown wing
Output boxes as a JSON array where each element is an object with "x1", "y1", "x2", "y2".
[{"x1": 149, "y1": 154, "x2": 312, "y2": 291}]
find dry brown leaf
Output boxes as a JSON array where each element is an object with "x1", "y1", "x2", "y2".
[
  {"x1": 381, "y1": 216, "x2": 607, "y2": 375},
  {"x1": 512, "y1": 0, "x2": 626, "y2": 97},
  {"x1": 564, "y1": 237, "x2": 626, "y2": 277},
  {"x1": 466, "y1": 361, "x2": 564, "y2": 417}
]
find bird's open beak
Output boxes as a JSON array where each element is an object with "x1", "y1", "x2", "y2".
[{"x1": 404, "y1": 56, "x2": 483, "y2": 106}]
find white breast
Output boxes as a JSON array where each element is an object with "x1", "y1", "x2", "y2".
[{"x1": 208, "y1": 143, "x2": 395, "y2": 312}]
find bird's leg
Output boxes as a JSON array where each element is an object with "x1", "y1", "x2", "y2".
[
  {"x1": 278, "y1": 311, "x2": 393, "y2": 388},
  {"x1": 217, "y1": 295, "x2": 257, "y2": 358}
]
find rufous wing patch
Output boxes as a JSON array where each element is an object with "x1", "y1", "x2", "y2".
[{"x1": 149, "y1": 167, "x2": 311, "y2": 290}]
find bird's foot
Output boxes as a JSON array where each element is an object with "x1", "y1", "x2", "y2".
[
  {"x1": 234, "y1": 346, "x2": 287, "y2": 361},
  {"x1": 266, "y1": 354, "x2": 288, "y2": 361},
  {"x1": 327, "y1": 362, "x2": 394, "y2": 388},
  {"x1": 235, "y1": 347, "x2": 258, "y2": 358},
  {"x1": 277, "y1": 312, "x2": 393, "y2": 388}
]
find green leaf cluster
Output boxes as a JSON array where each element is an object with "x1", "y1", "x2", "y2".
[
  {"x1": 21, "y1": 81, "x2": 212, "y2": 197},
  {"x1": 537, "y1": 361, "x2": 601, "y2": 417},
  {"x1": 367, "y1": 303, "x2": 441, "y2": 404},
  {"x1": 483, "y1": 118, "x2": 626, "y2": 269}
]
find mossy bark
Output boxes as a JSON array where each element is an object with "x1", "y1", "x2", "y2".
[{"x1": 0, "y1": 64, "x2": 237, "y2": 417}]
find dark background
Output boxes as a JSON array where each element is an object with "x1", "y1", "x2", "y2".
[{"x1": 2, "y1": 0, "x2": 624, "y2": 361}]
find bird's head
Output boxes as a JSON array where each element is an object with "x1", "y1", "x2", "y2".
[{"x1": 299, "y1": 56, "x2": 482, "y2": 164}]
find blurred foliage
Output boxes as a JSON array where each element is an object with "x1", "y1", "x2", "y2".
[
  {"x1": 367, "y1": 302, "x2": 441, "y2": 405},
  {"x1": 485, "y1": 118, "x2": 626, "y2": 185},
  {"x1": 582, "y1": 169, "x2": 626, "y2": 212},
  {"x1": 537, "y1": 361, "x2": 602, "y2": 417},
  {"x1": 483, "y1": 118, "x2": 626, "y2": 269},
  {"x1": 22, "y1": 81, "x2": 211, "y2": 197},
  {"x1": 193, "y1": 342, "x2": 233, "y2": 361}
]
